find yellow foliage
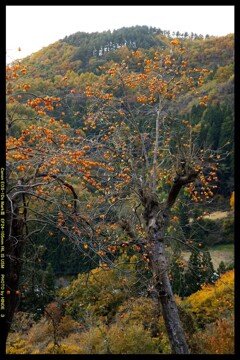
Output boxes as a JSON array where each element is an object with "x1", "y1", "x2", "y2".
[
  {"x1": 31, "y1": 350, "x2": 41, "y2": 354},
  {"x1": 184, "y1": 270, "x2": 234, "y2": 324},
  {"x1": 116, "y1": 297, "x2": 158, "y2": 330},
  {"x1": 6, "y1": 337, "x2": 31, "y2": 354},
  {"x1": 230, "y1": 191, "x2": 234, "y2": 209},
  {"x1": 45, "y1": 342, "x2": 81, "y2": 354},
  {"x1": 106, "y1": 322, "x2": 159, "y2": 354},
  {"x1": 76, "y1": 324, "x2": 108, "y2": 354}
]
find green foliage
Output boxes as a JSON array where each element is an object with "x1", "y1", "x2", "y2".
[
  {"x1": 42, "y1": 263, "x2": 55, "y2": 293},
  {"x1": 221, "y1": 217, "x2": 234, "y2": 243},
  {"x1": 169, "y1": 255, "x2": 187, "y2": 297},
  {"x1": 171, "y1": 249, "x2": 216, "y2": 298},
  {"x1": 217, "y1": 260, "x2": 227, "y2": 275},
  {"x1": 183, "y1": 251, "x2": 203, "y2": 296},
  {"x1": 189, "y1": 215, "x2": 234, "y2": 247},
  {"x1": 19, "y1": 259, "x2": 56, "y2": 317},
  {"x1": 201, "y1": 249, "x2": 215, "y2": 283}
]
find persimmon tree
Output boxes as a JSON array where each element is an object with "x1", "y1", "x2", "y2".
[
  {"x1": 5, "y1": 41, "x2": 225, "y2": 354},
  {"x1": 5, "y1": 62, "x2": 114, "y2": 340},
  {"x1": 58, "y1": 41, "x2": 222, "y2": 354}
]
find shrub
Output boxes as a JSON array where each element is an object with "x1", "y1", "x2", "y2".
[
  {"x1": 192, "y1": 318, "x2": 234, "y2": 354},
  {"x1": 184, "y1": 270, "x2": 234, "y2": 327},
  {"x1": 58, "y1": 315, "x2": 79, "y2": 338},
  {"x1": 76, "y1": 323, "x2": 109, "y2": 354},
  {"x1": 115, "y1": 297, "x2": 159, "y2": 336},
  {"x1": 45, "y1": 342, "x2": 81, "y2": 354},
  {"x1": 10, "y1": 311, "x2": 36, "y2": 333},
  {"x1": 28, "y1": 318, "x2": 52, "y2": 350},
  {"x1": 6, "y1": 336, "x2": 32, "y2": 354},
  {"x1": 106, "y1": 322, "x2": 159, "y2": 354}
]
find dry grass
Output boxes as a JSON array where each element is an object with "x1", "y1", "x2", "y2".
[
  {"x1": 182, "y1": 244, "x2": 234, "y2": 270},
  {"x1": 209, "y1": 244, "x2": 234, "y2": 270},
  {"x1": 203, "y1": 211, "x2": 231, "y2": 221}
]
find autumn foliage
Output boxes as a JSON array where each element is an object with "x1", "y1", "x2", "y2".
[{"x1": 5, "y1": 33, "x2": 234, "y2": 354}]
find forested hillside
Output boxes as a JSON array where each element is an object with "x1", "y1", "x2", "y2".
[
  {"x1": 5, "y1": 26, "x2": 234, "y2": 354},
  {"x1": 14, "y1": 28, "x2": 234, "y2": 196}
]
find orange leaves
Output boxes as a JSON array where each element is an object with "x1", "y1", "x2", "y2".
[
  {"x1": 118, "y1": 173, "x2": 131, "y2": 183},
  {"x1": 97, "y1": 250, "x2": 106, "y2": 256},
  {"x1": 11, "y1": 154, "x2": 25, "y2": 160},
  {"x1": 84, "y1": 89, "x2": 94, "y2": 97},
  {"x1": 27, "y1": 96, "x2": 61, "y2": 116},
  {"x1": 20, "y1": 66, "x2": 27, "y2": 74},
  {"x1": 171, "y1": 39, "x2": 180, "y2": 46},
  {"x1": 38, "y1": 110, "x2": 46, "y2": 116},
  {"x1": 136, "y1": 95, "x2": 149, "y2": 103},
  {"x1": 170, "y1": 216, "x2": 179, "y2": 223},
  {"x1": 17, "y1": 165, "x2": 26, "y2": 172},
  {"x1": 181, "y1": 60, "x2": 187, "y2": 68},
  {"x1": 230, "y1": 191, "x2": 234, "y2": 209},
  {"x1": 166, "y1": 93, "x2": 174, "y2": 99},
  {"x1": 165, "y1": 60, "x2": 172, "y2": 66},
  {"x1": 106, "y1": 68, "x2": 117, "y2": 76},
  {"x1": 22, "y1": 84, "x2": 31, "y2": 92}
]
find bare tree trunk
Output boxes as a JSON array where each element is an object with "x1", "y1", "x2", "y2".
[
  {"x1": 143, "y1": 195, "x2": 189, "y2": 354},
  {"x1": 151, "y1": 241, "x2": 189, "y2": 354}
]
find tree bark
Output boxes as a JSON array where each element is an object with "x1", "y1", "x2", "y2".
[
  {"x1": 150, "y1": 241, "x2": 189, "y2": 354},
  {"x1": 143, "y1": 195, "x2": 190, "y2": 354}
]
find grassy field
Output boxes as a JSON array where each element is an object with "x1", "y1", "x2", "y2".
[
  {"x1": 209, "y1": 243, "x2": 234, "y2": 269},
  {"x1": 182, "y1": 243, "x2": 234, "y2": 271},
  {"x1": 203, "y1": 210, "x2": 231, "y2": 221},
  {"x1": 186, "y1": 210, "x2": 234, "y2": 270}
]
